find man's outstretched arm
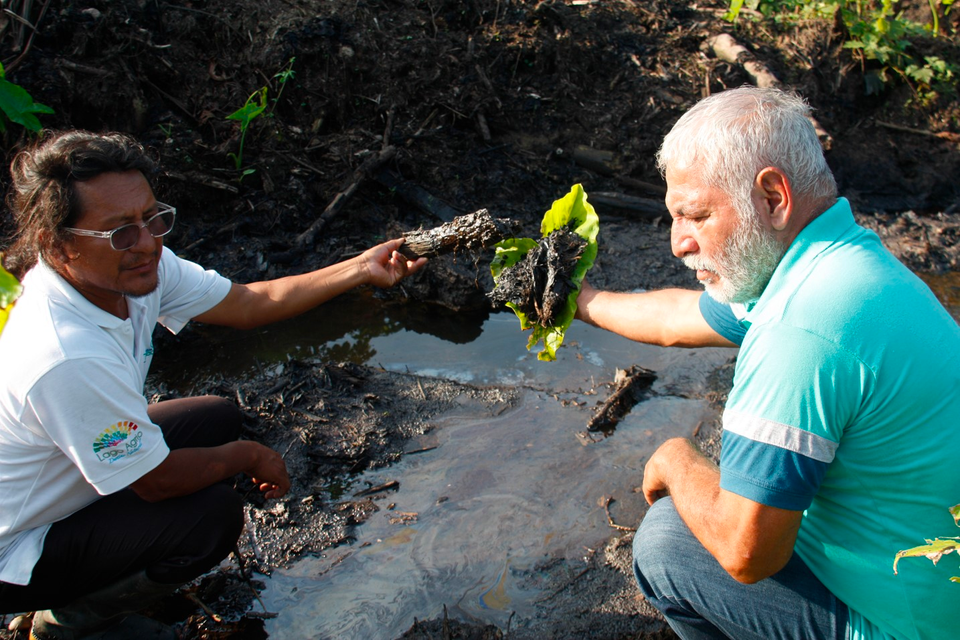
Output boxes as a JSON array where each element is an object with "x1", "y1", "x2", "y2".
[
  {"x1": 194, "y1": 238, "x2": 426, "y2": 330},
  {"x1": 575, "y1": 281, "x2": 738, "y2": 348}
]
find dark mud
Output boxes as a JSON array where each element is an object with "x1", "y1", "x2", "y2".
[{"x1": 1, "y1": 0, "x2": 959, "y2": 638}]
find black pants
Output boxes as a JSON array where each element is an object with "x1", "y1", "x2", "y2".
[{"x1": 0, "y1": 395, "x2": 245, "y2": 613}]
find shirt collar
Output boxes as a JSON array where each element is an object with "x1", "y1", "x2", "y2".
[
  {"x1": 742, "y1": 197, "x2": 856, "y2": 319},
  {"x1": 29, "y1": 259, "x2": 128, "y2": 330}
]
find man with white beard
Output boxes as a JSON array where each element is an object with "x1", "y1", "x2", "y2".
[{"x1": 575, "y1": 86, "x2": 960, "y2": 640}]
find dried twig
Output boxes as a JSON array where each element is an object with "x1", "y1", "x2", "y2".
[
  {"x1": 600, "y1": 495, "x2": 636, "y2": 532},
  {"x1": 876, "y1": 120, "x2": 960, "y2": 143}
]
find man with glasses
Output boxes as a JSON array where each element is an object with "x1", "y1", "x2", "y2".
[{"x1": 0, "y1": 130, "x2": 426, "y2": 640}]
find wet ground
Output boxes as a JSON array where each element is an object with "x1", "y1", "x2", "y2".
[{"x1": 144, "y1": 290, "x2": 736, "y2": 640}]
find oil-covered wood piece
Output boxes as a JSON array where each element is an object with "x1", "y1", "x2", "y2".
[
  {"x1": 399, "y1": 208, "x2": 522, "y2": 259},
  {"x1": 587, "y1": 366, "x2": 657, "y2": 432}
]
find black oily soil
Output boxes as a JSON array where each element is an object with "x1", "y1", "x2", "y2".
[{"x1": 489, "y1": 227, "x2": 587, "y2": 327}]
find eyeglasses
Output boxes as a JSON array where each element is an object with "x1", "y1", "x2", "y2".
[{"x1": 65, "y1": 203, "x2": 177, "y2": 251}]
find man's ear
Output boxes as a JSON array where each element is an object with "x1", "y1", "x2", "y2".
[
  {"x1": 755, "y1": 167, "x2": 792, "y2": 232},
  {"x1": 41, "y1": 230, "x2": 79, "y2": 266}
]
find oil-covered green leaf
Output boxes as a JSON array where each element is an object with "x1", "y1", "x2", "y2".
[
  {"x1": 491, "y1": 183, "x2": 599, "y2": 361},
  {"x1": 490, "y1": 238, "x2": 539, "y2": 331},
  {"x1": 533, "y1": 183, "x2": 599, "y2": 361}
]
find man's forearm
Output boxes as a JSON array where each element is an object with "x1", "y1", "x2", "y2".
[
  {"x1": 130, "y1": 440, "x2": 288, "y2": 502},
  {"x1": 576, "y1": 286, "x2": 734, "y2": 348},
  {"x1": 642, "y1": 438, "x2": 801, "y2": 583}
]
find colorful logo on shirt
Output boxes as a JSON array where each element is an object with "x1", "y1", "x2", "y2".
[{"x1": 92, "y1": 421, "x2": 144, "y2": 463}]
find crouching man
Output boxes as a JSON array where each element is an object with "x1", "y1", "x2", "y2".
[
  {"x1": 0, "y1": 130, "x2": 425, "y2": 639},
  {"x1": 575, "y1": 87, "x2": 960, "y2": 639}
]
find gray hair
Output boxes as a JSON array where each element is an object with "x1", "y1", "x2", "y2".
[{"x1": 656, "y1": 86, "x2": 836, "y2": 216}]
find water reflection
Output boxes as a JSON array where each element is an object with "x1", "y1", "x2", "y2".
[{"x1": 149, "y1": 289, "x2": 488, "y2": 391}]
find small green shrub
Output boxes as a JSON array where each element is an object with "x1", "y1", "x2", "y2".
[
  {"x1": 724, "y1": 0, "x2": 958, "y2": 96},
  {"x1": 226, "y1": 86, "x2": 268, "y2": 176},
  {"x1": 225, "y1": 58, "x2": 297, "y2": 178}
]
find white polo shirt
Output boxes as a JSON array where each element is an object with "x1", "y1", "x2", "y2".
[{"x1": 0, "y1": 249, "x2": 231, "y2": 585}]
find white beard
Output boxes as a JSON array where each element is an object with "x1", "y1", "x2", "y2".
[{"x1": 682, "y1": 210, "x2": 785, "y2": 304}]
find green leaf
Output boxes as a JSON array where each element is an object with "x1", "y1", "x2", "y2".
[
  {"x1": 0, "y1": 263, "x2": 23, "y2": 336},
  {"x1": 226, "y1": 87, "x2": 268, "y2": 127},
  {"x1": 893, "y1": 537, "x2": 960, "y2": 574},
  {"x1": 0, "y1": 78, "x2": 54, "y2": 133},
  {"x1": 492, "y1": 183, "x2": 600, "y2": 361},
  {"x1": 950, "y1": 504, "x2": 960, "y2": 526}
]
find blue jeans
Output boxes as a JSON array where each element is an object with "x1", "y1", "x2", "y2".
[{"x1": 633, "y1": 497, "x2": 848, "y2": 640}]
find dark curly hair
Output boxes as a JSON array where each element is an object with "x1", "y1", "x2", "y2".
[{"x1": 2, "y1": 130, "x2": 158, "y2": 278}]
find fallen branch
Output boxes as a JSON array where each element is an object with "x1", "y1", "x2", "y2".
[
  {"x1": 374, "y1": 169, "x2": 462, "y2": 222},
  {"x1": 876, "y1": 120, "x2": 960, "y2": 143},
  {"x1": 589, "y1": 191, "x2": 668, "y2": 219},
  {"x1": 556, "y1": 145, "x2": 667, "y2": 198},
  {"x1": 587, "y1": 366, "x2": 657, "y2": 432},
  {"x1": 297, "y1": 145, "x2": 397, "y2": 247},
  {"x1": 164, "y1": 170, "x2": 239, "y2": 195},
  {"x1": 399, "y1": 208, "x2": 521, "y2": 259},
  {"x1": 704, "y1": 33, "x2": 833, "y2": 150}
]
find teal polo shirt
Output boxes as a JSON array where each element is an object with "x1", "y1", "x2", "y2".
[{"x1": 717, "y1": 198, "x2": 960, "y2": 640}]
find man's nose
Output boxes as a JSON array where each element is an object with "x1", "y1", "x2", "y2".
[
  {"x1": 671, "y1": 222, "x2": 699, "y2": 258},
  {"x1": 130, "y1": 222, "x2": 157, "y2": 251}
]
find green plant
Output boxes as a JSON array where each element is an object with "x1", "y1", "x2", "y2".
[
  {"x1": 490, "y1": 184, "x2": 599, "y2": 362},
  {"x1": 225, "y1": 58, "x2": 297, "y2": 178},
  {"x1": 893, "y1": 504, "x2": 960, "y2": 584},
  {"x1": 225, "y1": 86, "x2": 267, "y2": 176},
  {"x1": 269, "y1": 57, "x2": 296, "y2": 115},
  {"x1": 0, "y1": 62, "x2": 53, "y2": 134},
  {"x1": 724, "y1": 0, "x2": 959, "y2": 96},
  {"x1": 0, "y1": 262, "x2": 23, "y2": 336}
]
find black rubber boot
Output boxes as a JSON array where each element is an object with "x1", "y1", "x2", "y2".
[{"x1": 29, "y1": 570, "x2": 178, "y2": 640}]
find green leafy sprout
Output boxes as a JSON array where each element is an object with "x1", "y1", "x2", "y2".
[
  {"x1": 0, "y1": 262, "x2": 23, "y2": 336},
  {"x1": 893, "y1": 503, "x2": 960, "y2": 584},
  {"x1": 225, "y1": 58, "x2": 297, "y2": 178},
  {"x1": 226, "y1": 86, "x2": 268, "y2": 175},
  {"x1": 490, "y1": 184, "x2": 599, "y2": 362},
  {"x1": 0, "y1": 61, "x2": 54, "y2": 134},
  {"x1": 269, "y1": 57, "x2": 296, "y2": 115}
]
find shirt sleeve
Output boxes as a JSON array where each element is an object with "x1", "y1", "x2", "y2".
[
  {"x1": 26, "y1": 357, "x2": 169, "y2": 496},
  {"x1": 719, "y1": 323, "x2": 871, "y2": 510},
  {"x1": 699, "y1": 293, "x2": 746, "y2": 346},
  {"x1": 156, "y1": 249, "x2": 232, "y2": 334}
]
